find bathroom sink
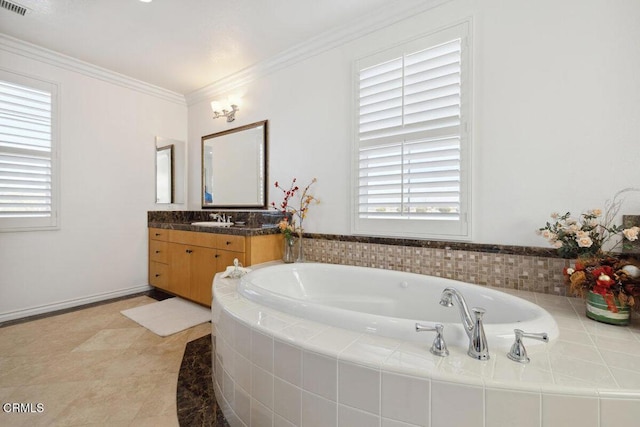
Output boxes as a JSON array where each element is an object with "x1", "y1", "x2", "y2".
[{"x1": 191, "y1": 221, "x2": 234, "y2": 227}]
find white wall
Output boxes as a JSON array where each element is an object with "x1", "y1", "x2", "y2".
[
  {"x1": 188, "y1": 0, "x2": 640, "y2": 247},
  {"x1": 5, "y1": 0, "x2": 636, "y2": 320},
  {"x1": 0, "y1": 44, "x2": 187, "y2": 321}
]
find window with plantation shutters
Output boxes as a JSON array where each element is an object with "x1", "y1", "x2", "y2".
[
  {"x1": 353, "y1": 22, "x2": 470, "y2": 239},
  {"x1": 0, "y1": 70, "x2": 58, "y2": 231}
]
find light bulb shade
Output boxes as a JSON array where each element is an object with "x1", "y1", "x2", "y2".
[
  {"x1": 210, "y1": 101, "x2": 223, "y2": 112},
  {"x1": 227, "y1": 95, "x2": 242, "y2": 107},
  {"x1": 211, "y1": 96, "x2": 241, "y2": 121}
]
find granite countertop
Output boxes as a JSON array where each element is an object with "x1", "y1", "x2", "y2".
[
  {"x1": 148, "y1": 210, "x2": 284, "y2": 237},
  {"x1": 148, "y1": 221, "x2": 280, "y2": 237}
]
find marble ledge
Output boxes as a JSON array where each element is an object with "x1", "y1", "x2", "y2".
[
  {"x1": 148, "y1": 211, "x2": 561, "y2": 257},
  {"x1": 148, "y1": 211, "x2": 640, "y2": 258}
]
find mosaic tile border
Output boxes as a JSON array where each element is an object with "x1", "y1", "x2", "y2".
[
  {"x1": 305, "y1": 233, "x2": 560, "y2": 257},
  {"x1": 302, "y1": 236, "x2": 571, "y2": 296}
]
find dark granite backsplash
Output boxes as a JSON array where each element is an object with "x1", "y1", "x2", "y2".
[{"x1": 148, "y1": 210, "x2": 558, "y2": 257}]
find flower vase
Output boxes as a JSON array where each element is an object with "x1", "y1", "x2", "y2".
[
  {"x1": 283, "y1": 236, "x2": 296, "y2": 264},
  {"x1": 585, "y1": 290, "x2": 630, "y2": 326},
  {"x1": 296, "y1": 231, "x2": 305, "y2": 263}
]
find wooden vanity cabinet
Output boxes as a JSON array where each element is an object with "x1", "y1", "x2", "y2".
[
  {"x1": 148, "y1": 227, "x2": 281, "y2": 306},
  {"x1": 148, "y1": 228, "x2": 170, "y2": 290},
  {"x1": 167, "y1": 231, "x2": 245, "y2": 306}
]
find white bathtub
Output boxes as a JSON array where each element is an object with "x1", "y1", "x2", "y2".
[
  {"x1": 238, "y1": 263, "x2": 559, "y2": 349},
  {"x1": 213, "y1": 262, "x2": 640, "y2": 427}
]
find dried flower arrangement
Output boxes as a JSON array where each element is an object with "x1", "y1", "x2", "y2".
[
  {"x1": 537, "y1": 188, "x2": 640, "y2": 312},
  {"x1": 271, "y1": 177, "x2": 319, "y2": 238},
  {"x1": 564, "y1": 256, "x2": 640, "y2": 311}
]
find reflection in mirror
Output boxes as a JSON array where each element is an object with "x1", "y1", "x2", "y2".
[
  {"x1": 202, "y1": 120, "x2": 268, "y2": 208},
  {"x1": 156, "y1": 145, "x2": 173, "y2": 203},
  {"x1": 155, "y1": 137, "x2": 186, "y2": 204}
]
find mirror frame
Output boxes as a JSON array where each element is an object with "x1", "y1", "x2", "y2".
[
  {"x1": 155, "y1": 137, "x2": 186, "y2": 204},
  {"x1": 201, "y1": 120, "x2": 268, "y2": 209}
]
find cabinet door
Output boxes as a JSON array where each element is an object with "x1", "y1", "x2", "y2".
[
  {"x1": 168, "y1": 243, "x2": 191, "y2": 296},
  {"x1": 190, "y1": 246, "x2": 219, "y2": 306}
]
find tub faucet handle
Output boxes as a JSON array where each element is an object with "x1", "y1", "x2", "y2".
[
  {"x1": 415, "y1": 323, "x2": 449, "y2": 357},
  {"x1": 507, "y1": 329, "x2": 549, "y2": 364}
]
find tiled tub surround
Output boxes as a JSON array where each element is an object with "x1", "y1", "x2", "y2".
[
  {"x1": 302, "y1": 235, "x2": 572, "y2": 297},
  {"x1": 212, "y1": 267, "x2": 640, "y2": 427}
]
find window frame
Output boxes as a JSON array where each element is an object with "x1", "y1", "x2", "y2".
[
  {"x1": 351, "y1": 21, "x2": 471, "y2": 240},
  {"x1": 0, "y1": 68, "x2": 60, "y2": 232}
]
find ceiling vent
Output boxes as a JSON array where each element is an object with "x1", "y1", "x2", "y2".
[{"x1": 0, "y1": 0, "x2": 29, "y2": 16}]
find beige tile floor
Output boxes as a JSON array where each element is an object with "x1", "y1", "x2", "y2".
[{"x1": 0, "y1": 295, "x2": 212, "y2": 426}]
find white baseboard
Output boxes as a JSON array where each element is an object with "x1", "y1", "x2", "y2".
[{"x1": 0, "y1": 284, "x2": 153, "y2": 323}]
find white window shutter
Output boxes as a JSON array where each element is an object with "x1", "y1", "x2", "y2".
[
  {"x1": 0, "y1": 72, "x2": 58, "y2": 230},
  {"x1": 353, "y1": 22, "x2": 470, "y2": 239}
]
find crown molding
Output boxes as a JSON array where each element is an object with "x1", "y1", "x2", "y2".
[
  {"x1": 185, "y1": 0, "x2": 451, "y2": 106},
  {"x1": 0, "y1": 33, "x2": 186, "y2": 106}
]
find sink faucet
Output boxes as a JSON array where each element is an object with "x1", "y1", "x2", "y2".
[
  {"x1": 209, "y1": 213, "x2": 232, "y2": 223},
  {"x1": 439, "y1": 287, "x2": 490, "y2": 360}
]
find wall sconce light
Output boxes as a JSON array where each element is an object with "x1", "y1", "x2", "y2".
[{"x1": 211, "y1": 96, "x2": 241, "y2": 122}]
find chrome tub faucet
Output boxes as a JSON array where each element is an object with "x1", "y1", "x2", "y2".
[{"x1": 439, "y1": 287, "x2": 490, "y2": 360}]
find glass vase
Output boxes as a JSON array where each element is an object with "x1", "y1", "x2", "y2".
[
  {"x1": 283, "y1": 236, "x2": 296, "y2": 263},
  {"x1": 296, "y1": 230, "x2": 305, "y2": 263}
]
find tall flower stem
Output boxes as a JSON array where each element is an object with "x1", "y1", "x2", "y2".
[{"x1": 271, "y1": 177, "x2": 318, "y2": 263}]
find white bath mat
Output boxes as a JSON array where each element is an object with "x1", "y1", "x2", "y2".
[{"x1": 120, "y1": 297, "x2": 210, "y2": 337}]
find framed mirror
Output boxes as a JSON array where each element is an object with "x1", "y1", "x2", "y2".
[
  {"x1": 202, "y1": 120, "x2": 268, "y2": 208},
  {"x1": 155, "y1": 137, "x2": 186, "y2": 204},
  {"x1": 156, "y1": 145, "x2": 174, "y2": 203}
]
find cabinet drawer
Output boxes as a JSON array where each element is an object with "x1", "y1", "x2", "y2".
[
  {"x1": 149, "y1": 227, "x2": 169, "y2": 242},
  {"x1": 149, "y1": 261, "x2": 168, "y2": 289},
  {"x1": 216, "y1": 234, "x2": 245, "y2": 252},
  {"x1": 169, "y1": 230, "x2": 217, "y2": 248},
  {"x1": 149, "y1": 240, "x2": 168, "y2": 263}
]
